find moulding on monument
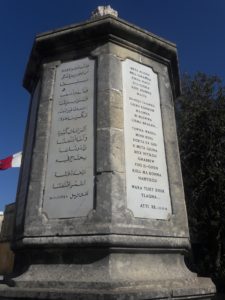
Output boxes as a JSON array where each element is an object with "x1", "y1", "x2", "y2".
[{"x1": 23, "y1": 14, "x2": 180, "y2": 99}]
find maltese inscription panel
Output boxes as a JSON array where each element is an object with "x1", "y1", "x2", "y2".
[{"x1": 123, "y1": 59, "x2": 172, "y2": 220}]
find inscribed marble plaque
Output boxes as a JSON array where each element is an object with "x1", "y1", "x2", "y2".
[
  {"x1": 122, "y1": 59, "x2": 172, "y2": 220},
  {"x1": 43, "y1": 57, "x2": 95, "y2": 218}
]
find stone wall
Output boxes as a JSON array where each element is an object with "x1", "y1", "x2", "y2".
[{"x1": 0, "y1": 203, "x2": 15, "y2": 275}]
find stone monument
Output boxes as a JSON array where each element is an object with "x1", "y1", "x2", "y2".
[{"x1": 0, "y1": 6, "x2": 216, "y2": 300}]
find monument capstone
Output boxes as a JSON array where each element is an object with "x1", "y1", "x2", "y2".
[{"x1": 0, "y1": 6, "x2": 216, "y2": 300}]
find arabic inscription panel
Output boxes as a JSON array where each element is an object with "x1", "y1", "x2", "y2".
[{"x1": 43, "y1": 57, "x2": 95, "y2": 218}]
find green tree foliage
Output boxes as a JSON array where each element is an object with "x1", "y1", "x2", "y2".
[{"x1": 175, "y1": 72, "x2": 225, "y2": 290}]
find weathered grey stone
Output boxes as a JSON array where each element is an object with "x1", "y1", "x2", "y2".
[
  {"x1": 98, "y1": 53, "x2": 122, "y2": 93},
  {"x1": 97, "y1": 90, "x2": 123, "y2": 129},
  {"x1": 93, "y1": 172, "x2": 126, "y2": 222},
  {"x1": 97, "y1": 128, "x2": 125, "y2": 173},
  {"x1": 0, "y1": 6, "x2": 216, "y2": 300},
  {"x1": 91, "y1": 5, "x2": 118, "y2": 19}
]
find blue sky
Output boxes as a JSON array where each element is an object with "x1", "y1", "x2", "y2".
[{"x1": 0, "y1": 0, "x2": 225, "y2": 211}]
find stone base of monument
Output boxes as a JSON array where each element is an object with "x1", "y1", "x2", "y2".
[{"x1": 0, "y1": 248, "x2": 215, "y2": 299}]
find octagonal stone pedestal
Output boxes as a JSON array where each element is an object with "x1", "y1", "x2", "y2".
[{"x1": 0, "y1": 7, "x2": 216, "y2": 300}]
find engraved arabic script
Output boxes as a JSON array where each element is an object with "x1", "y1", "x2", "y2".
[{"x1": 43, "y1": 58, "x2": 95, "y2": 218}]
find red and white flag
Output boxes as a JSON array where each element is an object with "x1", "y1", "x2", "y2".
[{"x1": 0, "y1": 152, "x2": 22, "y2": 170}]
